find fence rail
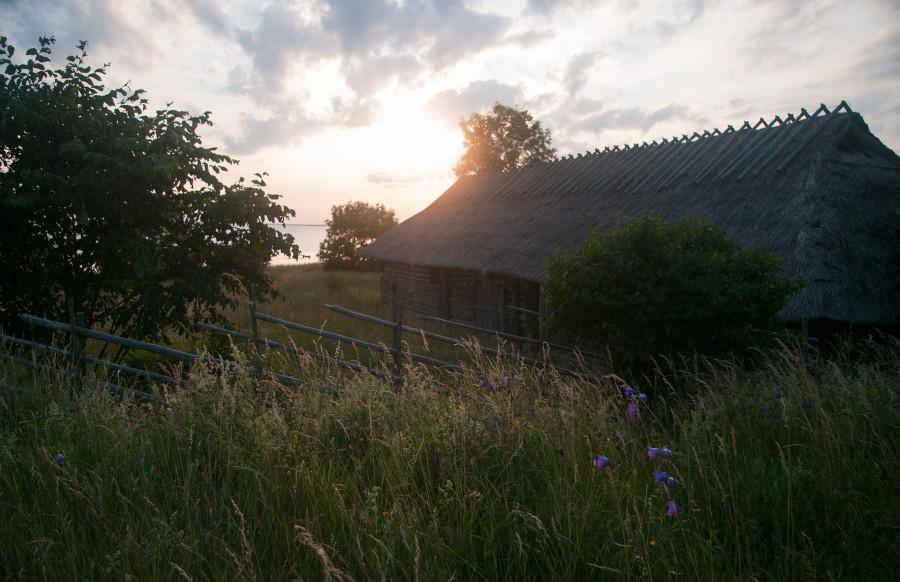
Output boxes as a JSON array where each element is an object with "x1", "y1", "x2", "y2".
[
  {"x1": 422, "y1": 314, "x2": 604, "y2": 361},
  {"x1": 3, "y1": 286, "x2": 602, "y2": 399},
  {"x1": 254, "y1": 311, "x2": 464, "y2": 372}
]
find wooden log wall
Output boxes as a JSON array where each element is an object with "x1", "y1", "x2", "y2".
[{"x1": 381, "y1": 262, "x2": 541, "y2": 336}]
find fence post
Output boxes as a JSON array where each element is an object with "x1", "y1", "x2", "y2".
[
  {"x1": 391, "y1": 282, "x2": 403, "y2": 388},
  {"x1": 66, "y1": 296, "x2": 86, "y2": 391},
  {"x1": 249, "y1": 284, "x2": 262, "y2": 380}
]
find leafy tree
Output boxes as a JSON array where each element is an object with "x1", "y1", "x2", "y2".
[
  {"x1": 0, "y1": 37, "x2": 299, "y2": 343},
  {"x1": 318, "y1": 201, "x2": 397, "y2": 270},
  {"x1": 454, "y1": 103, "x2": 556, "y2": 177},
  {"x1": 544, "y1": 214, "x2": 802, "y2": 367}
]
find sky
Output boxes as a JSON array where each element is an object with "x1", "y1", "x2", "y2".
[{"x1": 2, "y1": 0, "x2": 899, "y2": 223}]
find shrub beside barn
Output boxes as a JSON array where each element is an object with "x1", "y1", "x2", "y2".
[{"x1": 362, "y1": 102, "x2": 900, "y2": 336}]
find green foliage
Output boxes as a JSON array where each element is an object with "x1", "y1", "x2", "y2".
[
  {"x1": 1, "y1": 339, "x2": 897, "y2": 580},
  {"x1": 318, "y1": 201, "x2": 397, "y2": 271},
  {"x1": 0, "y1": 37, "x2": 299, "y2": 341},
  {"x1": 544, "y1": 214, "x2": 803, "y2": 366},
  {"x1": 454, "y1": 103, "x2": 556, "y2": 177}
]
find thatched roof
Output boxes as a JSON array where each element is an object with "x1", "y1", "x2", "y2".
[{"x1": 364, "y1": 102, "x2": 900, "y2": 324}]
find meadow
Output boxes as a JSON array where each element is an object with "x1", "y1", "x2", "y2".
[{"x1": 0, "y1": 265, "x2": 898, "y2": 580}]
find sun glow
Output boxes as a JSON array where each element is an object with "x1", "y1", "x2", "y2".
[{"x1": 361, "y1": 94, "x2": 464, "y2": 176}]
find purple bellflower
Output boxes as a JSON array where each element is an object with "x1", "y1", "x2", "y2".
[
  {"x1": 594, "y1": 455, "x2": 611, "y2": 469},
  {"x1": 627, "y1": 402, "x2": 639, "y2": 419},
  {"x1": 666, "y1": 499, "x2": 679, "y2": 517}
]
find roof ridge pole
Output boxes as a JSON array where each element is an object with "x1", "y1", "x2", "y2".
[
  {"x1": 737, "y1": 113, "x2": 803, "y2": 180},
  {"x1": 555, "y1": 152, "x2": 603, "y2": 194},
  {"x1": 693, "y1": 124, "x2": 744, "y2": 183},
  {"x1": 630, "y1": 135, "x2": 690, "y2": 192},
  {"x1": 609, "y1": 139, "x2": 667, "y2": 191},
  {"x1": 750, "y1": 104, "x2": 825, "y2": 177},
  {"x1": 715, "y1": 117, "x2": 784, "y2": 181},
  {"x1": 776, "y1": 102, "x2": 847, "y2": 173},
  {"x1": 499, "y1": 160, "x2": 544, "y2": 196},
  {"x1": 534, "y1": 154, "x2": 579, "y2": 195},
  {"x1": 659, "y1": 130, "x2": 718, "y2": 188},
  {"x1": 588, "y1": 142, "x2": 646, "y2": 190},
  {"x1": 646, "y1": 133, "x2": 700, "y2": 190}
]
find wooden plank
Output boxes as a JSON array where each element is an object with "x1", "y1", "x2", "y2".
[
  {"x1": 194, "y1": 321, "x2": 392, "y2": 380},
  {"x1": 422, "y1": 314, "x2": 603, "y2": 360},
  {"x1": 20, "y1": 314, "x2": 303, "y2": 387},
  {"x1": 255, "y1": 311, "x2": 464, "y2": 371},
  {"x1": 0, "y1": 352, "x2": 161, "y2": 401},
  {"x1": 1, "y1": 334, "x2": 179, "y2": 386}
]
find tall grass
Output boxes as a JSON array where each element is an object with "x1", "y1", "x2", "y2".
[{"x1": 1, "y1": 335, "x2": 897, "y2": 580}]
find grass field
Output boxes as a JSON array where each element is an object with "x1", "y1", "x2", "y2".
[{"x1": 1, "y1": 265, "x2": 898, "y2": 580}]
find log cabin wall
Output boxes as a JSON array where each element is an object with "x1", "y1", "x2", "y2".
[
  {"x1": 382, "y1": 262, "x2": 480, "y2": 322},
  {"x1": 381, "y1": 262, "x2": 542, "y2": 336}
]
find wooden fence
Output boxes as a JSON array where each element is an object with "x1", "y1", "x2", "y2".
[{"x1": 1, "y1": 289, "x2": 600, "y2": 398}]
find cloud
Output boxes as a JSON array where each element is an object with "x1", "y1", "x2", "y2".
[
  {"x1": 366, "y1": 170, "x2": 446, "y2": 187},
  {"x1": 224, "y1": 0, "x2": 514, "y2": 152},
  {"x1": 182, "y1": 0, "x2": 234, "y2": 37},
  {"x1": 851, "y1": 27, "x2": 900, "y2": 83},
  {"x1": 225, "y1": 96, "x2": 379, "y2": 154},
  {"x1": 425, "y1": 80, "x2": 526, "y2": 128},
  {"x1": 344, "y1": 54, "x2": 424, "y2": 96},
  {"x1": 563, "y1": 51, "x2": 604, "y2": 96},
  {"x1": 1, "y1": 0, "x2": 157, "y2": 68},
  {"x1": 234, "y1": 0, "x2": 510, "y2": 103},
  {"x1": 525, "y1": 0, "x2": 598, "y2": 15},
  {"x1": 503, "y1": 29, "x2": 556, "y2": 47},
  {"x1": 576, "y1": 103, "x2": 704, "y2": 133}
]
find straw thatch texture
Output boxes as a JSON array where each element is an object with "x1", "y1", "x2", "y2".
[{"x1": 364, "y1": 104, "x2": 900, "y2": 324}]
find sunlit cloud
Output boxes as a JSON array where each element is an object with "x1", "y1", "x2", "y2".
[{"x1": 1, "y1": 0, "x2": 898, "y2": 221}]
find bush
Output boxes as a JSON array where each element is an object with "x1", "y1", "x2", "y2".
[{"x1": 543, "y1": 214, "x2": 802, "y2": 366}]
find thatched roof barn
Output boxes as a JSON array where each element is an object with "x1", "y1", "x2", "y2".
[{"x1": 363, "y1": 102, "x2": 900, "y2": 334}]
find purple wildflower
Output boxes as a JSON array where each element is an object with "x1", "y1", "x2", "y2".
[
  {"x1": 666, "y1": 499, "x2": 679, "y2": 517},
  {"x1": 594, "y1": 455, "x2": 611, "y2": 469},
  {"x1": 654, "y1": 470, "x2": 669, "y2": 483},
  {"x1": 478, "y1": 379, "x2": 486, "y2": 388},
  {"x1": 637, "y1": 393, "x2": 648, "y2": 403},
  {"x1": 648, "y1": 446, "x2": 673, "y2": 460},
  {"x1": 665, "y1": 476, "x2": 678, "y2": 487},
  {"x1": 627, "y1": 402, "x2": 640, "y2": 419},
  {"x1": 624, "y1": 386, "x2": 635, "y2": 399},
  {"x1": 502, "y1": 376, "x2": 510, "y2": 385},
  {"x1": 55, "y1": 454, "x2": 65, "y2": 465}
]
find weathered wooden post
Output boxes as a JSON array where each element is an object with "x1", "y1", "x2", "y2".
[
  {"x1": 391, "y1": 281, "x2": 403, "y2": 388},
  {"x1": 249, "y1": 284, "x2": 262, "y2": 380},
  {"x1": 66, "y1": 296, "x2": 86, "y2": 390}
]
